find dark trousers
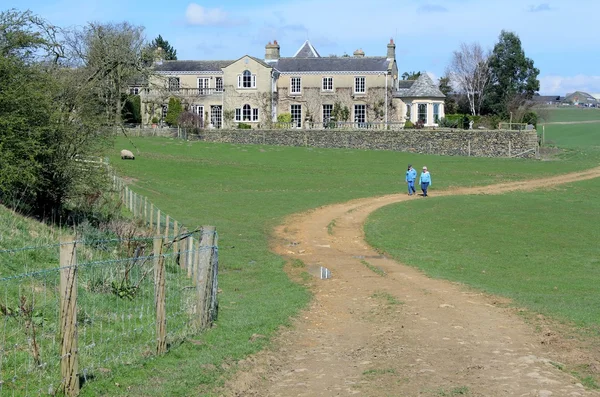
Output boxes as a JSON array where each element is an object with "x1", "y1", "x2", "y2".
[{"x1": 421, "y1": 182, "x2": 429, "y2": 196}]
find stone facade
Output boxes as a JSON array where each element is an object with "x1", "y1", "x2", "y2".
[
  {"x1": 138, "y1": 39, "x2": 444, "y2": 128},
  {"x1": 188, "y1": 128, "x2": 539, "y2": 158}
]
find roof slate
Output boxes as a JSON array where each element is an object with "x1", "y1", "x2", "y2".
[
  {"x1": 294, "y1": 40, "x2": 321, "y2": 58},
  {"x1": 154, "y1": 60, "x2": 234, "y2": 72},
  {"x1": 396, "y1": 73, "x2": 444, "y2": 98},
  {"x1": 273, "y1": 57, "x2": 391, "y2": 73}
]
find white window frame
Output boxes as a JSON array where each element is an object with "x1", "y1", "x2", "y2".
[
  {"x1": 129, "y1": 87, "x2": 139, "y2": 95},
  {"x1": 323, "y1": 104, "x2": 333, "y2": 126},
  {"x1": 198, "y1": 78, "x2": 210, "y2": 94},
  {"x1": 354, "y1": 76, "x2": 366, "y2": 94},
  {"x1": 354, "y1": 104, "x2": 366, "y2": 124},
  {"x1": 168, "y1": 77, "x2": 180, "y2": 92},
  {"x1": 235, "y1": 104, "x2": 259, "y2": 122},
  {"x1": 418, "y1": 103, "x2": 427, "y2": 124},
  {"x1": 215, "y1": 77, "x2": 223, "y2": 92},
  {"x1": 238, "y1": 70, "x2": 256, "y2": 89},
  {"x1": 290, "y1": 104, "x2": 302, "y2": 128},
  {"x1": 322, "y1": 77, "x2": 333, "y2": 92},
  {"x1": 433, "y1": 103, "x2": 440, "y2": 123},
  {"x1": 290, "y1": 77, "x2": 302, "y2": 95}
]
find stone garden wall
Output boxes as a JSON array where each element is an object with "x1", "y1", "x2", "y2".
[{"x1": 191, "y1": 128, "x2": 539, "y2": 158}]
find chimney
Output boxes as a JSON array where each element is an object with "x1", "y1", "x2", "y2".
[
  {"x1": 387, "y1": 38, "x2": 396, "y2": 60},
  {"x1": 265, "y1": 40, "x2": 280, "y2": 61},
  {"x1": 353, "y1": 49, "x2": 365, "y2": 58}
]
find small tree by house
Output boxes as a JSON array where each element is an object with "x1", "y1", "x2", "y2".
[{"x1": 165, "y1": 97, "x2": 183, "y2": 126}]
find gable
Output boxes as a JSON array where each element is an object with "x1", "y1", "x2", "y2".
[{"x1": 223, "y1": 55, "x2": 273, "y2": 73}]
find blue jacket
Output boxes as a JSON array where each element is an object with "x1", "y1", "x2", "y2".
[
  {"x1": 419, "y1": 171, "x2": 431, "y2": 185},
  {"x1": 406, "y1": 168, "x2": 417, "y2": 182}
]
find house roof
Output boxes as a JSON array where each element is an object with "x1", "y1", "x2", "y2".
[
  {"x1": 273, "y1": 57, "x2": 391, "y2": 73},
  {"x1": 564, "y1": 91, "x2": 598, "y2": 103},
  {"x1": 395, "y1": 73, "x2": 444, "y2": 98},
  {"x1": 531, "y1": 95, "x2": 562, "y2": 103},
  {"x1": 153, "y1": 60, "x2": 234, "y2": 72},
  {"x1": 293, "y1": 40, "x2": 321, "y2": 58}
]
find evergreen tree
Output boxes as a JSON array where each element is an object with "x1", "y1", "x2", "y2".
[
  {"x1": 486, "y1": 31, "x2": 540, "y2": 118},
  {"x1": 149, "y1": 34, "x2": 177, "y2": 60}
]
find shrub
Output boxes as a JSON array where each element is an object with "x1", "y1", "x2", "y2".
[
  {"x1": 277, "y1": 113, "x2": 292, "y2": 123},
  {"x1": 414, "y1": 120, "x2": 425, "y2": 129},
  {"x1": 404, "y1": 120, "x2": 414, "y2": 129},
  {"x1": 237, "y1": 123, "x2": 252, "y2": 129},
  {"x1": 521, "y1": 111, "x2": 538, "y2": 127}
]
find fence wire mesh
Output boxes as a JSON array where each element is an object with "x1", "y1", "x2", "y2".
[{"x1": 0, "y1": 230, "x2": 217, "y2": 396}]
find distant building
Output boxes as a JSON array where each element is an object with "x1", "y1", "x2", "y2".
[
  {"x1": 531, "y1": 94, "x2": 563, "y2": 106},
  {"x1": 563, "y1": 91, "x2": 599, "y2": 107},
  {"x1": 137, "y1": 39, "x2": 445, "y2": 128}
]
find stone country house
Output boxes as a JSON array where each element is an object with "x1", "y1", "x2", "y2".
[{"x1": 134, "y1": 39, "x2": 445, "y2": 128}]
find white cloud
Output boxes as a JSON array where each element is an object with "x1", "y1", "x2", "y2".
[
  {"x1": 185, "y1": 4, "x2": 232, "y2": 26},
  {"x1": 528, "y1": 3, "x2": 553, "y2": 12},
  {"x1": 539, "y1": 75, "x2": 600, "y2": 95},
  {"x1": 417, "y1": 4, "x2": 449, "y2": 13}
]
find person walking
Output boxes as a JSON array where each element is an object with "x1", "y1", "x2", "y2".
[
  {"x1": 419, "y1": 166, "x2": 432, "y2": 197},
  {"x1": 405, "y1": 164, "x2": 417, "y2": 195}
]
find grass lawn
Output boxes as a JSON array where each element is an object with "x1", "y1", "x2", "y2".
[
  {"x1": 543, "y1": 123, "x2": 600, "y2": 150},
  {"x1": 79, "y1": 134, "x2": 597, "y2": 396},
  {"x1": 365, "y1": 177, "x2": 600, "y2": 328}
]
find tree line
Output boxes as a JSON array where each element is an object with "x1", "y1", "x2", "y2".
[
  {"x1": 0, "y1": 8, "x2": 175, "y2": 220},
  {"x1": 441, "y1": 30, "x2": 540, "y2": 124}
]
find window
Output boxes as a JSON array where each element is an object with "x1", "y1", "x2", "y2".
[
  {"x1": 168, "y1": 77, "x2": 180, "y2": 92},
  {"x1": 418, "y1": 103, "x2": 427, "y2": 124},
  {"x1": 238, "y1": 70, "x2": 256, "y2": 88},
  {"x1": 433, "y1": 103, "x2": 440, "y2": 123},
  {"x1": 322, "y1": 77, "x2": 333, "y2": 91},
  {"x1": 243, "y1": 104, "x2": 251, "y2": 121},
  {"x1": 354, "y1": 104, "x2": 366, "y2": 124},
  {"x1": 198, "y1": 78, "x2": 209, "y2": 94},
  {"x1": 235, "y1": 104, "x2": 259, "y2": 122},
  {"x1": 291, "y1": 104, "x2": 302, "y2": 127},
  {"x1": 215, "y1": 77, "x2": 223, "y2": 92},
  {"x1": 354, "y1": 77, "x2": 365, "y2": 94},
  {"x1": 406, "y1": 104, "x2": 411, "y2": 120},
  {"x1": 161, "y1": 104, "x2": 168, "y2": 120},
  {"x1": 290, "y1": 77, "x2": 301, "y2": 95},
  {"x1": 129, "y1": 87, "x2": 139, "y2": 95},
  {"x1": 323, "y1": 104, "x2": 333, "y2": 123}
]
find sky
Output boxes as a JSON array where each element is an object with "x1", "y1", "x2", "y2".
[{"x1": 4, "y1": 0, "x2": 600, "y2": 95}]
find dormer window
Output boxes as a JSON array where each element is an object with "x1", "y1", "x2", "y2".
[{"x1": 238, "y1": 70, "x2": 256, "y2": 88}]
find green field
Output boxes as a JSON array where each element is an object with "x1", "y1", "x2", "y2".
[
  {"x1": 539, "y1": 107, "x2": 600, "y2": 123},
  {"x1": 81, "y1": 116, "x2": 598, "y2": 395},
  {"x1": 365, "y1": 113, "x2": 600, "y2": 329}
]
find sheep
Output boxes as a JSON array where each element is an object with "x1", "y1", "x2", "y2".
[{"x1": 120, "y1": 149, "x2": 135, "y2": 160}]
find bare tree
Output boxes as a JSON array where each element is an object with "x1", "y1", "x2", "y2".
[
  {"x1": 448, "y1": 42, "x2": 490, "y2": 116},
  {"x1": 63, "y1": 22, "x2": 149, "y2": 124}
]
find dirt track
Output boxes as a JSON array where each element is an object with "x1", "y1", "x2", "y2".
[{"x1": 224, "y1": 166, "x2": 600, "y2": 397}]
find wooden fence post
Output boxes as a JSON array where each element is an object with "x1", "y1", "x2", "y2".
[
  {"x1": 59, "y1": 236, "x2": 79, "y2": 396},
  {"x1": 178, "y1": 227, "x2": 187, "y2": 271},
  {"x1": 156, "y1": 210, "x2": 161, "y2": 235},
  {"x1": 197, "y1": 226, "x2": 216, "y2": 329},
  {"x1": 129, "y1": 188, "x2": 133, "y2": 212},
  {"x1": 150, "y1": 203, "x2": 154, "y2": 229},
  {"x1": 164, "y1": 215, "x2": 170, "y2": 238},
  {"x1": 508, "y1": 140, "x2": 512, "y2": 157},
  {"x1": 153, "y1": 237, "x2": 167, "y2": 355},
  {"x1": 173, "y1": 221, "x2": 179, "y2": 257},
  {"x1": 144, "y1": 197, "x2": 148, "y2": 225},
  {"x1": 186, "y1": 236, "x2": 194, "y2": 279}
]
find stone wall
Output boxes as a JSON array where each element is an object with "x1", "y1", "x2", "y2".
[{"x1": 192, "y1": 128, "x2": 539, "y2": 158}]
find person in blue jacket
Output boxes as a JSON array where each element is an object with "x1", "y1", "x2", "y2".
[
  {"x1": 419, "y1": 166, "x2": 432, "y2": 197},
  {"x1": 405, "y1": 164, "x2": 417, "y2": 195}
]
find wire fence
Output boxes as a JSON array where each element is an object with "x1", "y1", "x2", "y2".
[
  {"x1": 0, "y1": 230, "x2": 218, "y2": 396},
  {"x1": 0, "y1": 162, "x2": 219, "y2": 396}
]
